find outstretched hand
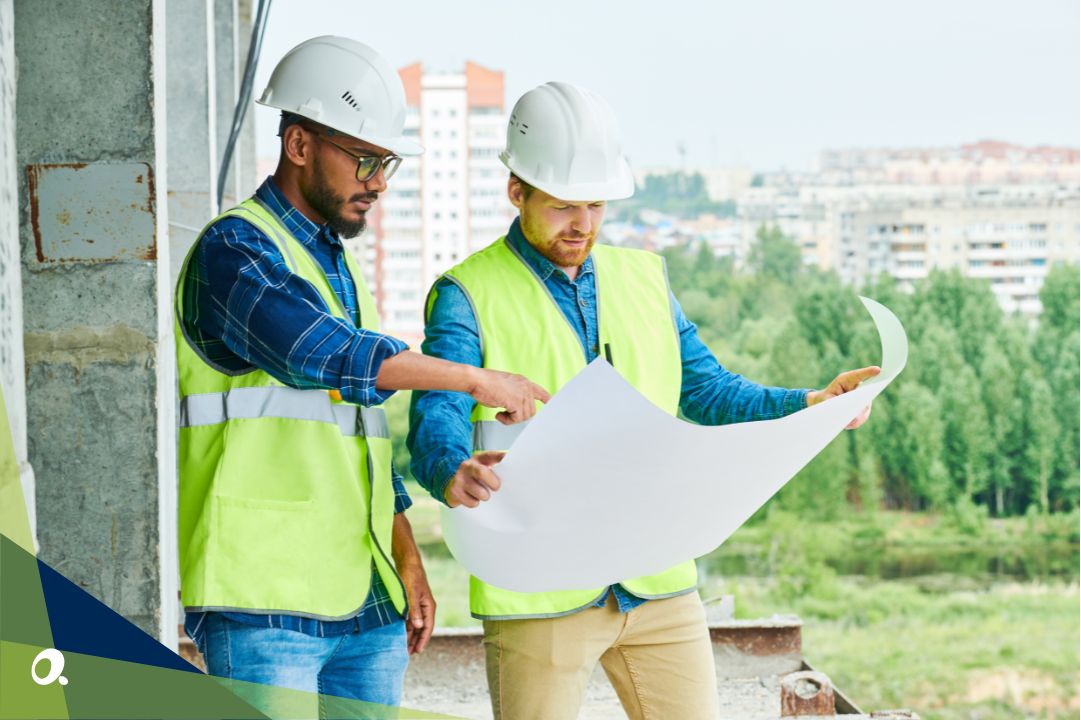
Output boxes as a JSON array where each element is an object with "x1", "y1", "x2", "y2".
[{"x1": 806, "y1": 366, "x2": 880, "y2": 429}]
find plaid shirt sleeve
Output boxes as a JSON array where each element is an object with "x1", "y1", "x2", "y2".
[
  {"x1": 392, "y1": 464, "x2": 412, "y2": 514},
  {"x1": 181, "y1": 218, "x2": 407, "y2": 407}
]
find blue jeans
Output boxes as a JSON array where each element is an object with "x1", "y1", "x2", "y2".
[{"x1": 199, "y1": 614, "x2": 408, "y2": 718}]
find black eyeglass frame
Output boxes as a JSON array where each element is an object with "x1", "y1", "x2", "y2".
[{"x1": 300, "y1": 122, "x2": 402, "y2": 182}]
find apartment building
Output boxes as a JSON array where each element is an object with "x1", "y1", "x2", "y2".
[
  {"x1": 820, "y1": 140, "x2": 1079, "y2": 187},
  {"x1": 739, "y1": 182, "x2": 1079, "y2": 315},
  {"x1": 352, "y1": 62, "x2": 515, "y2": 339},
  {"x1": 848, "y1": 188, "x2": 1079, "y2": 314}
]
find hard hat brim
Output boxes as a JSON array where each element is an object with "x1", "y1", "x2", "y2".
[
  {"x1": 362, "y1": 132, "x2": 424, "y2": 158},
  {"x1": 256, "y1": 98, "x2": 425, "y2": 157},
  {"x1": 501, "y1": 155, "x2": 635, "y2": 202}
]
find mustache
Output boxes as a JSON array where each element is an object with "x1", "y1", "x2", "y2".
[{"x1": 347, "y1": 192, "x2": 380, "y2": 203}]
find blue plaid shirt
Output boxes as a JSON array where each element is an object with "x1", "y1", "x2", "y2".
[
  {"x1": 409, "y1": 217, "x2": 809, "y2": 614},
  {"x1": 181, "y1": 177, "x2": 411, "y2": 645}
]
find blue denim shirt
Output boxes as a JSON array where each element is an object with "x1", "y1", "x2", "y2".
[
  {"x1": 408, "y1": 218, "x2": 809, "y2": 613},
  {"x1": 181, "y1": 178, "x2": 411, "y2": 645}
]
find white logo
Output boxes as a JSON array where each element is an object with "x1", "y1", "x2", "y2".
[{"x1": 31, "y1": 648, "x2": 68, "y2": 686}]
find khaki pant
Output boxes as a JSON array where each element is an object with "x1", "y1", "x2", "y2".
[{"x1": 482, "y1": 592, "x2": 720, "y2": 720}]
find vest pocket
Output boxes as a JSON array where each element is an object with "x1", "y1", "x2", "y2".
[{"x1": 212, "y1": 495, "x2": 316, "y2": 612}]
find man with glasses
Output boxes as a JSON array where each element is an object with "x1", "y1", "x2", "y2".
[{"x1": 175, "y1": 37, "x2": 549, "y2": 714}]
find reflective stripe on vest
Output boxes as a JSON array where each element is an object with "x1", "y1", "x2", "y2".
[
  {"x1": 437, "y1": 237, "x2": 698, "y2": 620},
  {"x1": 176, "y1": 197, "x2": 404, "y2": 620},
  {"x1": 179, "y1": 387, "x2": 390, "y2": 439},
  {"x1": 472, "y1": 418, "x2": 529, "y2": 452}
]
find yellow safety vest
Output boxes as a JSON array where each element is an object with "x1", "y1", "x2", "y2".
[
  {"x1": 433, "y1": 236, "x2": 697, "y2": 620},
  {"x1": 176, "y1": 198, "x2": 403, "y2": 619}
]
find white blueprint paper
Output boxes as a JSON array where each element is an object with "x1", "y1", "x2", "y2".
[{"x1": 441, "y1": 297, "x2": 908, "y2": 593}]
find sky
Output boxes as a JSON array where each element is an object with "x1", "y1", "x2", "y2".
[{"x1": 249, "y1": 0, "x2": 1080, "y2": 172}]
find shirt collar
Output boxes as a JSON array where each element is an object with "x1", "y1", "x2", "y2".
[
  {"x1": 255, "y1": 176, "x2": 341, "y2": 249},
  {"x1": 505, "y1": 217, "x2": 595, "y2": 283}
]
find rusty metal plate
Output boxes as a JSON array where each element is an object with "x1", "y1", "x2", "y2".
[{"x1": 28, "y1": 162, "x2": 156, "y2": 263}]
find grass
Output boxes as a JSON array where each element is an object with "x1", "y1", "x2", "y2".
[
  {"x1": 702, "y1": 575, "x2": 1079, "y2": 719},
  {"x1": 405, "y1": 493, "x2": 1080, "y2": 717}
]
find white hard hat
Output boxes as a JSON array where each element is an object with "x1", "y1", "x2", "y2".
[
  {"x1": 500, "y1": 81, "x2": 634, "y2": 201},
  {"x1": 257, "y1": 36, "x2": 422, "y2": 157}
]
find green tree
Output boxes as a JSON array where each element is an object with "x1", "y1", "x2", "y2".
[
  {"x1": 980, "y1": 340, "x2": 1021, "y2": 515},
  {"x1": 617, "y1": 171, "x2": 736, "y2": 220},
  {"x1": 782, "y1": 436, "x2": 852, "y2": 520},
  {"x1": 748, "y1": 224, "x2": 802, "y2": 285},
  {"x1": 885, "y1": 383, "x2": 950, "y2": 510},
  {"x1": 941, "y1": 365, "x2": 992, "y2": 504},
  {"x1": 1024, "y1": 377, "x2": 1059, "y2": 514},
  {"x1": 1037, "y1": 263, "x2": 1080, "y2": 339}
]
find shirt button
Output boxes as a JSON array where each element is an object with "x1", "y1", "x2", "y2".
[{"x1": 578, "y1": 298, "x2": 587, "y2": 308}]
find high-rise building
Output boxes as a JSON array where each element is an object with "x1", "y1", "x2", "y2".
[
  {"x1": 737, "y1": 182, "x2": 1079, "y2": 315},
  {"x1": 352, "y1": 62, "x2": 514, "y2": 340}
]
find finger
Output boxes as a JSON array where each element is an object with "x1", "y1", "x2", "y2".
[
  {"x1": 444, "y1": 481, "x2": 464, "y2": 508},
  {"x1": 473, "y1": 464, "x2": 502, "y2": 493},
  {"x1": 846, "y1": 403, "x2": 873, "y2": 430},
  {"x1": 452, "y1": 485, "x2": 479, "y2": 508},
  {"x1": 476, "y1": 451, "x2": 506, "y2": 466},
  {"x1": 416, "y1": 620, "x2": 434, "y2": 653},
  {"x1": 531, "y1": 382, "x2": 552, "y2": 403},
  {"x1": 406, "y1": 624, "x2": 418, "y2": 655},
  {"x1": 836, "y1": 366, "x2": 880, "y2": 393},
  {"x1": 417, "y1": 598, "x2": 436, "y2": 653},
  {"x1": 495, "y1": 409, "x2": 515, "y2": 425},
  {"x1": 518, "y1": 401, "x2": 536, "y2": 421},
  {"x1": 463, "y1": 477, "x2": 492, "y2": 502},
  {"x1": 408, "y1": 613, "x2": 424, "y2": 654}
]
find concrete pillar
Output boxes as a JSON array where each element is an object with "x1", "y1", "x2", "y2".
[
  {"x1": 213, "y1": 0, "x2": 245, "y2": 208},
  {"x1": 0, "y1": 0, "x2": 34, "y2": 543},
  {"x1": 14, "y1": 0, "x2": 175, "y2": 641},
  {"x1": 166, "y1": 0, "x2": 217, "y2": 287},
  {"x1": 235, "y1": 0, "x2": 258, "y2": 196}
]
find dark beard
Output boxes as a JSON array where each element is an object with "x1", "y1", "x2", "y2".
[{"x1": 303, "y1": 158, "x2": 374, "y2": 238}]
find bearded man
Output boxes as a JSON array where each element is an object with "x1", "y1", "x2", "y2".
[
  {"x1": 408, "y1": 81, "x2": 876, "y2": 719},
  {"x1": 175, "y1": 37, "x2": 547, "y2": 711}
]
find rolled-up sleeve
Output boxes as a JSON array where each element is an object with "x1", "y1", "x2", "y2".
[
  {"x1": 391, "y1": 464, "x2": 413, "y2": 514},
  {"x1": 183, "y1": 220, "x2": 407, "y2": 407},
  {"x1": 407, "y1": 279, "x2": 479, "y2": 506},
  {"x1": 673, "y1": 292, "x2": 808, "y2": 424}
]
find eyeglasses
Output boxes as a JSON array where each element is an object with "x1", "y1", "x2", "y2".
[{"x1": 312, "y1": 130, "x2": 402, "y2": 182}]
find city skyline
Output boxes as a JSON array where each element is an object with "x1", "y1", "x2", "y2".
[{"x1": 252, "y1": 0, "x2": 1079, "y2": 172}]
